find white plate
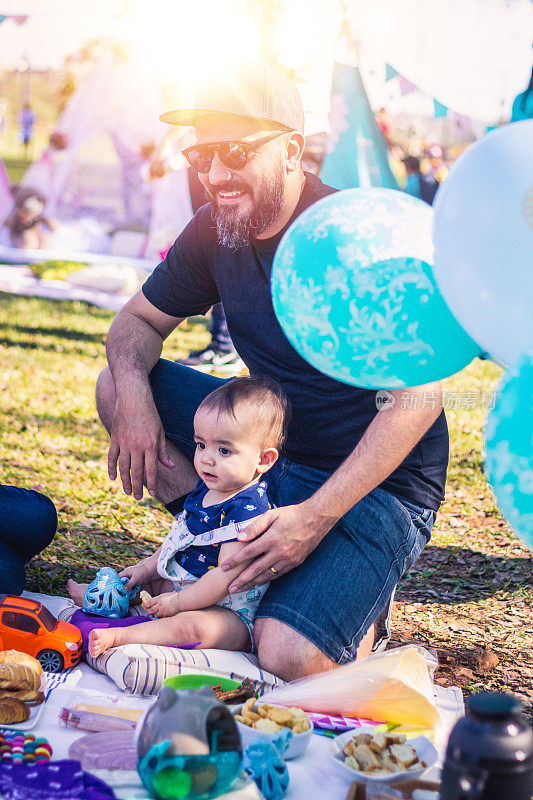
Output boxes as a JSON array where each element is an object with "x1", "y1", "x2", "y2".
[
  {"x1": 233, "y1": 702, "x2": 313, "y2": 759},
  {"x1": 329, "y1": 725, "x2": 438, "y2": 785},
  {"x1": 0, "y1": 699, "x2": 46, "y2": 731}
]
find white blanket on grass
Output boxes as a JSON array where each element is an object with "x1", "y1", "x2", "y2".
[
  {"x1": 0, "y1": 264, "x2": 138, "y2": 311},
  {"x1": 24, "y1": 592, "x2": 463, "y2": 799}
]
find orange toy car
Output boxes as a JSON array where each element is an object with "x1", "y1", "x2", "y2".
[{"x1": 0, "y1": 595, "x2": 82, "y2": 672}]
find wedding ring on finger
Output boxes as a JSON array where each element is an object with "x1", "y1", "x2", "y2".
[{"x1": 270, "y1": 566, "x2": 278, "y2": 574}]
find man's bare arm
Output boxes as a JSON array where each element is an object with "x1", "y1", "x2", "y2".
[
  {"x1": 222, "y1": 383, "x2": 443, "y2": 590},
  {"x1": 105, "y1": 290, "x2": 184, "y2": 499},
  {"x1": 303, "y1": 384, "x2": 442, "y2": 532}
]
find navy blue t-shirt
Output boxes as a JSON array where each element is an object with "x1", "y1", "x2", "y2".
[
  {"x1": 178, "y1": 479, "x2": 270, "y2": 578},
  {"x1": 143, "y1": 172, "x2": 448, "y2": 510}
]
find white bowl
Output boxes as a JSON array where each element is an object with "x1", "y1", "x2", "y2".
[
  {"x1": 329, "y1": 726, "x2": 438, "y2": 785},
  {"x1": 232, "y1": 702, "x2": 313, "y2": 760}
]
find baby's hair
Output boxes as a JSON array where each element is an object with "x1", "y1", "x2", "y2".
[{"x1": 197, "y1": 376, "x2": 290, "y2": 450}]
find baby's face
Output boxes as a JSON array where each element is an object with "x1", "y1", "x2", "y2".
[{"x1": 193, "y1": 405, "x2": 269, "y2": 495}]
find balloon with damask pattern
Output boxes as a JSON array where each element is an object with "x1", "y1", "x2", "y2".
[
  {"x1": 271, "y1": 187, "x2": 480, "y2": 389},
  {"x1": 484, "y1": 354, "x2": 533, "y2": 551}
]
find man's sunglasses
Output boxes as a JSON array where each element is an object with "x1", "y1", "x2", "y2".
[{"x1": 182, "y1": 131, "x2": 288, "y2": 173}]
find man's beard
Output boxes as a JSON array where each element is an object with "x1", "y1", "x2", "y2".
[{"x1": 208, "y1": 162, "x2": 285, "y2": 250}]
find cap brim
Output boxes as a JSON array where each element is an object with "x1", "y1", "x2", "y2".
[
  {"x1": 159, "y1": 108, "x2": 292, "y2": 129},
  {"x1": 159, "y1": 109, "x2": 212, "y2": 126}
]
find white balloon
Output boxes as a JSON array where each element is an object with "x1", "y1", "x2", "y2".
[{"x1": 433, "y1": 120, "x2": 533, "y2": 365}]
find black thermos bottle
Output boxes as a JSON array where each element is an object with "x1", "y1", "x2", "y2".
[{"x1": 439, "y1": 692, "x2": 533, "y2": 799}]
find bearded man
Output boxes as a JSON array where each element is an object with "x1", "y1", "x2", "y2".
[{"x1": 96, "y1": 64, "x2": 448, "y2": 680}]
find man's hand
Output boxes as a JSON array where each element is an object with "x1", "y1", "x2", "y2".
[
  {"x1": 108, "y1": 392, "x2": 174, "y2": 500},
  {"x1": 220, "y1": 504, "x2": 331, "y2": 592}
]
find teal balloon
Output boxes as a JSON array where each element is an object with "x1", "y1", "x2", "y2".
[
  {"x1": 271, "y1": 188, "x2": 480, "y2": 389},
  {"x1": 484, "y1": 354, "x2": 533, "y2": 551}
]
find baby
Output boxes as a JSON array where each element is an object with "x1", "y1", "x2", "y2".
[{"x1": 68, "y1": 376, "x2": 288, "y2": 658}]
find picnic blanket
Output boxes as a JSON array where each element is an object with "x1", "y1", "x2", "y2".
[
  {"x1": 0, "y1": 264, "x2": 138, "y2": 311},
  {"x1": 22, "y1": 593, "x2": 464, "y2": 799}
]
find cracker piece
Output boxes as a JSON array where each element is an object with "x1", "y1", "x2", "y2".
[
  {"x1": 235, "y1": 714, "x2": 253, "y2": 727},
  {"x1": 268, "y1": 707, "x2": 293, "y2": 726},
  {"x1": 292, "y1": 720, "x2": 308, "y2": 734},
  {"x1": 254, "y1": 717, "x2": 281, "y2": 733},
  {"x1": 287, "y1": 707, "x2": 307, "y2": 720},
  {"x1": 243, "y1": 710, "x2": 261, "y2": 723},
  {"x1": 257, "y1": 703, "x2": 273, "y2": 718},
  {"x1": 243, "y1": 698, "x2": 256, "y2": 715},
  {"x1": 288, "y1": 708, "x2": 309, "y2": 730}
]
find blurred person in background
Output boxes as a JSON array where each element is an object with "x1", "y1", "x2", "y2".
[
  {"x1": 425, "y1": 144, "x2": 448, "y2": 183},
  {"x1": 375, "y1": 107, "x2": 393, "y2": 149},
  {"x1": 402, "y1": 155, "x2": 439, "y2": 205},
  {"x1": 5, "y1": 187, "x2": 57, "y2": 249},
  {"x1": 19, "y1": 103, "x2": 36, "y2": 157}
]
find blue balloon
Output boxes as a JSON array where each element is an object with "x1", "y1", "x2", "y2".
[
  {"x1": 484, "y1": 354, "x2": 533, "y2": 551},
  {"x1": 271, "y1": 188, "x2": 480, "y2": 389}
]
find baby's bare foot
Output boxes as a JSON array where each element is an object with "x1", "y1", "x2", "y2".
[
  {"x1": 67, "y1": 579, "x2": 88, "y2": 607},
  {"x1": 88, "y1": 628, "x2": 120, "y2": 658}
]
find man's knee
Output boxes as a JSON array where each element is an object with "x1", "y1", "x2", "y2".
[
  {"x1": 254, "y1": 617, "x2": 336, "y2": 681},
  {"x1": 95, "y1": 367, "x2": 116, "y2": 433}
]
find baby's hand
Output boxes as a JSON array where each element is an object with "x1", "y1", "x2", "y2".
[
  {"x1": 144, "y1": 591, "x2": 181, "y2": 618},
  {"x1": 119, "y1": 562, "x2": 149, "y2": 591}
]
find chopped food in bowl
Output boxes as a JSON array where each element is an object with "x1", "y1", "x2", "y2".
[
  {"x1": 329, "y1": 726, "x2": 438, "y2": 784},
  {"x1": 232, "y1": 699, "x2": 313, "y2": 759}
]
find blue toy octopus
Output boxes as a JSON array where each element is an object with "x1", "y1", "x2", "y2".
[
  {"x1": 83, "y1": 567, "x2": 140, "y2": 618},
  {"x1": 243, "y1": 728, "x2": 292, "y2": 800}
]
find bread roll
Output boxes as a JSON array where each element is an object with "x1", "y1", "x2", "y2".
[
  {"x1": 0, "y1": 663, "x2": 41, "y2": 691},
  {"x1": 0, "y1": 697, "x2": 30, "y2": 724},
  {"x1": 0, "y1": 649, "x2": 43, "y2": 676},
  {"x1": 0, "y1": 688, "x2": 45, "y2": 704}
]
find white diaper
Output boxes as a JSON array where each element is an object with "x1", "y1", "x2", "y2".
[{"x1": 157, "y1": 512, "x2": 269, "y2": 642}]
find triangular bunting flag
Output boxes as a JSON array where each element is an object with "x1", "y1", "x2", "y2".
[
  {"x1": 385, "y1": 63, "x2": 398, "y2": 81},
  {"x1": 321, "y1": 63, "x2": 398, "y2": 191},
  {"x1": 451, "y1": 112, "x2": 471, "y2": 133},
  {"x1": 398, "y1": 74, "x2": 417, "y2": 96},
  {"x1": 434, "y1": 100, "x2": 448, "y2": 118}
]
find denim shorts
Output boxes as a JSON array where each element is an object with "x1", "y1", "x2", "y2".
[{"x1": 149, "y1": 359, "x2": 437, "y2": 664}]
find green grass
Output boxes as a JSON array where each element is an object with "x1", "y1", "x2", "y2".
[{"x1": 0, "y1": 293, "x2": 210, "y2": 591}]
